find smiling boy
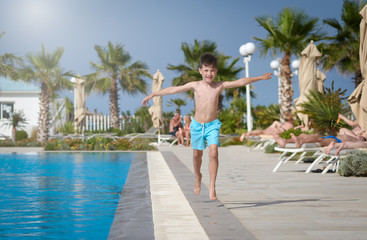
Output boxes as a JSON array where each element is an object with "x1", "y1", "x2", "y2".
[{"x1": 142, "y1": 53, "x2": 272, "y2": 200}]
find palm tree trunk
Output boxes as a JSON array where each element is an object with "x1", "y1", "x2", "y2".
[
  {"x1": 279, "y1": 53, "x2": 293, "y2": 123},
  {"x1": 12, "y1": 127, "x2": 16, "y2": 142},
  {"x1": 110, "y1": 76, "x2": 120, "y2": 129},
  {"x1": 37, "y1": 82, "x2": 50, "y2": 143},
  {"x1": 144, "y1": 120, "x2": 149, "y2": 131}
]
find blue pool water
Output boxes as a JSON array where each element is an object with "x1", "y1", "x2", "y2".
[{"x1": 0, "y1": 152, "x2": 134, "y2": 239}]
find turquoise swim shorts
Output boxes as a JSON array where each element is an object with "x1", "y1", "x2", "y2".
[{"x1": 190, "y1": 118, "x2": 222, "y2": 150}]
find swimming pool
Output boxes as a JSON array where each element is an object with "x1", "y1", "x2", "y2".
[{"x1": 0, "y1": 152, "x2": 136, "y2": 239}]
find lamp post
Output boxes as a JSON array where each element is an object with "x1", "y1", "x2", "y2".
[
  {"x1": 239, "y1": 42, "x2": 256, "y2": 132},
  {"x1": 270, "y1": 59, "x2": 282, "y2": 105},
  {"x1": 291, "y1": 59, "x2": 300, "y2": 76},
  {"x1": 270, "y1": 59, "x2": 300, "y2": 105}
]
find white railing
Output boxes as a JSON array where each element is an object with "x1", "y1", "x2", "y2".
[{"x1": 84, "y1": 115, "x2": 139, "y2": 131}]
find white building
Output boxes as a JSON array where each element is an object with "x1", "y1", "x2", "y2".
[{"x1": 0, "y1": 76, "x2": 40, "y2": 139}]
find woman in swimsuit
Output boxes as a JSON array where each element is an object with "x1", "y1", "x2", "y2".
[{"x1": 183, "y1": 115, "x2": 192, "y2": 147}]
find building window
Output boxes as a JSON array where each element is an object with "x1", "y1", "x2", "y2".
[{"x1": 0, "y1": 102, "x2": 14, "y2": 119}]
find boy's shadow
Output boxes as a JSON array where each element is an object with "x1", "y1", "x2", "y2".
[
  {"x1": 221, "y1": 198, "x2": 358, "y2": 209},
  {"x1": 221, "y1": 198, "x2": 320, "y2": 209}
]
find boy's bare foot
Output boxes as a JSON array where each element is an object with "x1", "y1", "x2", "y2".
[
  {"x1": 291, "y1": 133, "x2": 302, "y2": 148},
  {"x1": 194, "y1": 173, "x2": 202, "y2": 195},
  {"x1": 325, "y1": 141, "x2": 335, "y2": 155},
  {"x1": 335, "y1": 142, "x2": 345, "y2": 155},
  {"x1": 273, "y1": 134, "x2": 286, "y2": 147},
  {"x1": 209, "y1": 184, "x2": 217, "y2": 201}
]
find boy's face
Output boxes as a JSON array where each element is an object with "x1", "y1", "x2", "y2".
[{"x1": 199, "y1": 64, "x2": 218, "y2": 84}]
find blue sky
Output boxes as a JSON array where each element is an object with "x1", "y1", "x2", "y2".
[{"x1": 0, "y1": 0, "x2": 355, "y2": 116}]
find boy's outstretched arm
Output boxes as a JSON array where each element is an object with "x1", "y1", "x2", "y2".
[
  {"x1": 142, "y1": 82, "x2": 193, "y2": 106},
  {"x1": 222, "y1": 72, "x2": 272, "y2": 89}
]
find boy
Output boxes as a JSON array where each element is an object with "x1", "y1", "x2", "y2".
[{"x1": 142, "y1": 53, "x2": 272, "y2": 200}]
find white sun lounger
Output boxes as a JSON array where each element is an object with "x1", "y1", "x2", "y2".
[
  {"x1": 305, "y1": 148, "x2": 363, "y2": 174},
  {"x1": 273, "y1": 143, "x2": 322, "y2": 172},
  {"x1": 248, "y1": 135, "x2": 275, "y2": 151}
]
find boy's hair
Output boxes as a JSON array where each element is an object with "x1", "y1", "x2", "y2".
[{"x1": 199, "y1": 53, "x2": 218, "y2": 68}]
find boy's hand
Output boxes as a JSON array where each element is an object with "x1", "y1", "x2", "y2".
[
  {"x1": 142, "y1": 96, "x2": 151, "y2": 106},
  {"x1": 261, "y1": 72, "x2": 273, "y2": 80}
]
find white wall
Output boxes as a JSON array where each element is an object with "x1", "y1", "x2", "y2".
[{"x1": 0, "y1": 91, "x2": 39, "y2": 138}]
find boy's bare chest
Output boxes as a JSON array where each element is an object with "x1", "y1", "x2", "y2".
[{"x1": 194, "y1": 86, "x2": 221, "y2": 102}]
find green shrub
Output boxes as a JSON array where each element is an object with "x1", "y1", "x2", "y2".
[
  {"x1": 339, "y1": 151, "x2": 367, "y2": 177},
  {"x1": 57, "y1": 121, "x2": 75, "y2": 134},
  {"x1": 265, "y1": 143, "x2": 277, "y2": 153},
  {"x1": 107, "y1": 127, "x2": 124, "y2": 136},
  {"x1": 218, "y1": 108, "x2": 243, "y2": 134},
  {"x1": 44, "y1": 137, "x2": 157, "y2": 151},
  {"x1": 29, "y1": 127, "x2": 37, "y2": 141},
  {"x1": 16, "y1": 130, "x2": 28, "y2": 141},
  {"x1": 279, "y1": 128, "x2": 303, "y2": 139},
  {"x1": 220, "y1": 136, "x2": 243, "y2": 147},
  {"x1": 0, "y1": 139, "x2": 41, "y2": 147},
  {"x1": 253, "y1": 104, "x2": 280, "y2": 129},
  {"x1": 130, "y1": 139, "x2": 156, "y2": 151}
]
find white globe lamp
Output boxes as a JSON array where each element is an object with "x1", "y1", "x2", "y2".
[
  {"x1": 270, "y1": 60, "x2": 280, "y2": 70},
  {"x1": 239, "y1": 44, "x2": 247, "y2": 57},
  {"x1": 291, "y1": 59, "x2": 300, "y2": 70},
  {"x1": 244, "y1": 42, "x2": 256, "y2": 55}
]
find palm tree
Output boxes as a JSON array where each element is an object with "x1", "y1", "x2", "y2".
[
  {"x1": 167, "y1": 39, "x2": 243, "y2": 109},
  {"x1": 134, "y1": 106, "x2": 151, "y2": 131},
  {"x1": 255, "y1": 8, "x2": 325, "y2": 122},
  {"x1": 320, "y1": 0, "x2": 366, "y2": 87},
  {"x1": 167, "y1": 98, "x2": 187, "y2": 112},
  {"x1": 253, "y1": 104, "x2": 280, "y2": 129},
  {"x1": 299, "y1": 82, "x2": 348, "y2": 135},
  {"x1": 63, "y1": 97, "x2": 74, "y2": 122},
  {"x1": 1, "y1": 110, "x2": 28, "y2": 142},
  {"x1": 86, "y1": 42, "x2": 151, "y2": 128},
  {"x1": 12, "y1": 45, "x2": 73, "y2": 143},
  {"x1": 0, "y1": 32, "x2": 22, "y2": 77}
]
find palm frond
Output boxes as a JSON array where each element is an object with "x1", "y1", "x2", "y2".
[{"x1": 298, "y1": 83, "x2": 347, "y2": 135}]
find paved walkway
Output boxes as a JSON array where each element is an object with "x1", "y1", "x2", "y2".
[{"x1": 160, "y1": 145, "x2": 367, "y2": 240}]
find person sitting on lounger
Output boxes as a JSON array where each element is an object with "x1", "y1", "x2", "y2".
[
  {"x1": 183, "y1": 115, "x2": 192, "y2": 147},
  {"x1": 320, "y1": 113, "x2": 367, "y2": 155},
  {"x1": 338, "y1": 113, "x2": 365, "y2": 136},
  {"x1": 240, "y1": 114, "x2": 294, "y2": 142},
  {"x1": 169, "y1": 110, "x2": 184, "y2": 145}
]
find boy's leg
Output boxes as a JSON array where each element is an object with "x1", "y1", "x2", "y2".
[
  {"x1": 208, "y1": 144, "x2": 219, "y2": 201},
  {"x1": 193, "y1": 149, "x2": 203, "y2": 195}
]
